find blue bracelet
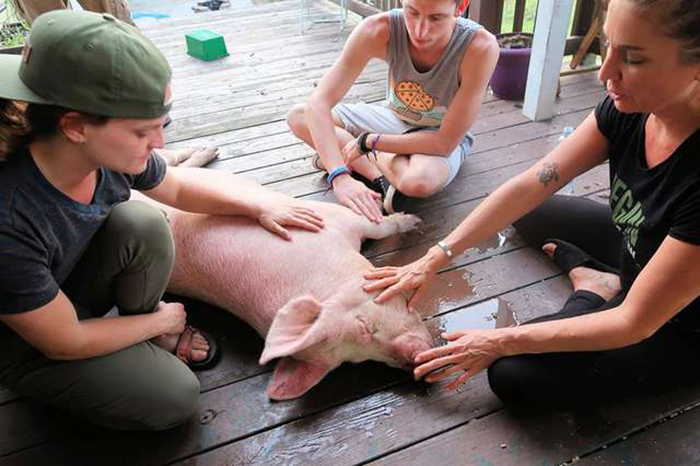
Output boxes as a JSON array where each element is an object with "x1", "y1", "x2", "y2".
[{"x1": 327, "y1": 165, "x2": 350, "y2": 186}]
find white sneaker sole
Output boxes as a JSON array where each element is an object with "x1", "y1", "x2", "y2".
[{"x1": 383, "y1": 185, "x2": 397, "y2": 214}]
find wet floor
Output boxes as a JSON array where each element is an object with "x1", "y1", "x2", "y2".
[
  {"x1": 422, "y1": 271, "x2": 476, "y2": 316},
  {"x1": 427, "y1": 297, "x2": 520, "y2": 342},
  {"x1": 417, "y1": 228, "x2": 517, "y2": 316},
  {"x1": 471, "y1": 228, "x2": 510, "y2": 253}
]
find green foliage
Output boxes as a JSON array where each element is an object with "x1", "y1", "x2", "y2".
[
  {"x1": 500, "y1": 0, "x2": 577, "y2": 34},
  {"x1": 1, "y1": 27, "x2": 25, "y2": 47},
  {"x1": 500, "y1": 0, "x2": 537, "y2": 33},
  {"x1": 1, "y1": 1, "x2": 29, "y2": 48}
]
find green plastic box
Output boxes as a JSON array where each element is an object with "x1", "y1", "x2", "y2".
[{"x1": 185, "y1": 29, "x2": 229, "y2": 61}]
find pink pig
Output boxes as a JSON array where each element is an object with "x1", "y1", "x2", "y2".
[{"x1": 133, "y1": 187, "x2": 433, "y2": 400}]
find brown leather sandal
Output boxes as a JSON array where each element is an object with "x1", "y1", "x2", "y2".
[{"x1": 175, "y1": 325, "x2": 220, "y2": 371}]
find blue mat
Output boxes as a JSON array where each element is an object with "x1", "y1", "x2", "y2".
[{"x1": 132, "y1": 11, "x2": 170, "y2": 19}]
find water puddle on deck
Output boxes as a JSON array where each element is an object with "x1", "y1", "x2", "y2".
[
  {"x1": 472, "y1": 230, "x2": 509, "y2": 254},
  {"x1": 427, "y1": 298, "x2": 520, "y2": 341},
  {"x1": 420, "y1": 272, "x2": 476, "y2": 316}
]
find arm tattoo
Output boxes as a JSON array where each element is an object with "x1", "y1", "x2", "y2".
[{"x1": 537, "y1": 162, "x2": 560, "y2": 187}]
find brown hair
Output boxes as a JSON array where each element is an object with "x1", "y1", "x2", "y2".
[
  {"x1": 0, "y1": 98, "x2": 109, "y2": 160},
  {"x1": 632, "y1": 0, "x2": 700, "y2": 63}
]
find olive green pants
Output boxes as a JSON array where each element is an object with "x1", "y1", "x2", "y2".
[{"x1": 0, "y1": 201, "x2": 200, "y2": 431}]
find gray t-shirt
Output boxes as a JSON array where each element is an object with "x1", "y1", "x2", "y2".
[
  {"x1": 385, "y1": 9, "x2": 481, "y2": 128},
  {"x1": 0, "y1": 149, "x2": 166, "y2": 314}
]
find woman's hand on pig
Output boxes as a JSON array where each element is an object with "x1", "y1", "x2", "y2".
[
  {"x1": 256, "y1": 201, "x2": 325, "y2": 240},
  {"x1": 412, "y1": 330, "x2": 503, "y2": 391},
  {"x1": 362, "y1": 253, "x2": 440, "y2": 313}
]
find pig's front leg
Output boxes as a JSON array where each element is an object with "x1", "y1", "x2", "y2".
[{"x1": 360, "y1": 213, "x2": 421, "y2": 240}]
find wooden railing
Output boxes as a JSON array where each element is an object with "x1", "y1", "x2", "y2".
[
  {"x1": 341, "y1": 0, "x2": 601, "y2": 59},
  {"x1": 364, "y1": 0, "x2": 402, "y2": 11}
]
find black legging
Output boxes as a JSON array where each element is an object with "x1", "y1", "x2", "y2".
[{"x1": 487, "y1": 195, "x2": 700, "y2": 405}]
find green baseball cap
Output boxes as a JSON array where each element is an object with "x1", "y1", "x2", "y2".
[{"x1": 0, "y1": 9, "x2": 172, "y2": 119}]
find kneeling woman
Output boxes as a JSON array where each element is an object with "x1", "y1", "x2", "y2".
[
  {"x1": 0, "y1": 11, "x2": 323, "y2": 430},
  {"x1": 364, "y1": 0, "x2": 700, "y2": 403}
]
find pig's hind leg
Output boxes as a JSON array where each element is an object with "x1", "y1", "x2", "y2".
[{"x1": 360, "y1": 213, "x2": 421, "y2": 240}]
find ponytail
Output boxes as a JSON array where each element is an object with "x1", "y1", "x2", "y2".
[
  {"x1": 0, "y1": 99, "x2": 29, "y2": 161},
  {"x1": 0, "y1": 100, "x2": 109, "y2": 160}
]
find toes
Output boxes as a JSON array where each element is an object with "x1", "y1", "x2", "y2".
[
  {"x1": 192, "y1": 333, "x2": 211, "y2": 351},
  {"x1": 191, "y1": 349, "x2": 209, "y2": 362},
  {"x1": 542, "y1": 243, "x2": 556, "y2": 257},
  {"x1": 190, "y1": 333, "x2": 211, "y2": 362},
  {"x1": 180, "y1": 147, "x2": 219, "y2": 167}
]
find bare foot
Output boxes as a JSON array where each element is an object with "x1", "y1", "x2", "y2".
[
  {"x1": 156, "y1": 147, "x2": 219, "y2": 167},
  {"x1": 152, "y1": 329, "x2": 211, "y2": 363},
  {"x1": 543, "y1": 243, "x2": 622, "y2": 301}
]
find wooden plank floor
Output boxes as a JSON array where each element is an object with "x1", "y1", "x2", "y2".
[{"x1": 3, "y1": 1, "x2": 700, "y2": 465}]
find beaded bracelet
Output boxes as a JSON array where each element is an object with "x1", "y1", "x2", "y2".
[
  {"x1": 327, "y1": 165, "x2": 351, "y2": 186},
  {"x1": 370, "y1": 134, "x2": 380, "y2": 162}
]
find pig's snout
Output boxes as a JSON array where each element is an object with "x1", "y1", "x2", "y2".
[{"x1": 391, "y1": 332, "x2": 433, "y2": 370}]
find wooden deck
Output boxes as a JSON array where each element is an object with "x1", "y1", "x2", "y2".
[{"x1": 2, "y1": 1, "x2": 700, "y2": 464}]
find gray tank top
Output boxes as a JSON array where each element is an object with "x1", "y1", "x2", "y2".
[{"x1": 386, "y1": 9, "x2": 481, "y2": 128}]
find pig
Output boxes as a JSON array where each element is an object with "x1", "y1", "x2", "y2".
[{"x1": 132, "y1": 179, "x2": 433, "y2": 400}]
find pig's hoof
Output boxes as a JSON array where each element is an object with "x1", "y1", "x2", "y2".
[{"x1": 390, "y1": 213, "x2": 421, "y2": 233}]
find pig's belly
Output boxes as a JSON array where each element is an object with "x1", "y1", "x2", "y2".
[{"x1": 167, "y1": 212, "x2": 364, "y2": 336}]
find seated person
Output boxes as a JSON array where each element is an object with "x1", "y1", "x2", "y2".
[
  {"x1": 11, "y1": 0, "x2": 219, "y2": 168},
  {"x1": 365, "y1": 0, "x2": 700, "y2": 404},
  {"x1": 0, "y1": 11, "x2": 323, "y2": 430},
  {"x1": 287, "y1": 0, "x2": 498, "y2": 220}
]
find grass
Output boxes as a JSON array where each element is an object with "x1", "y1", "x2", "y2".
[
  {"x1": 500, "y1": 0, "x2": 578, "y2": 35},
  {"x1": 498, "y1": 0, "x2": 599, "y2": 67}
]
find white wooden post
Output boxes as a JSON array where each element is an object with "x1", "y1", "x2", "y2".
[{"x1": 523, "y1": 0, "x2": 575, "y2": 121}]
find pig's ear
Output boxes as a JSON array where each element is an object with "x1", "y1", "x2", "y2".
[
  {"x1": 267, "y1": 357, "x2": 331, "y2": 400},
  {"x1": 259, "y1": 295, "x2": 327, "y2": 364}
]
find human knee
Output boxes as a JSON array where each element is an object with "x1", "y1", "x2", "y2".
[
  {"x1": 286, "y1": 103, "x2": 308, "y2": 136},
  {"x1": 487, "y1": 356, "x2": 533, "y2": 404},
  {"x1": 108, "y1": 201, "x2": 174, "y2": 263},
  {"x1": 396, "y1": 173, "x2": 442, "y2": 198},
  {"x1": 512, "y1": 210, "x2": 539, "y2": 239},
  {"x1": 137, "y1": 370, "x2": 201, "y2": 431}
]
